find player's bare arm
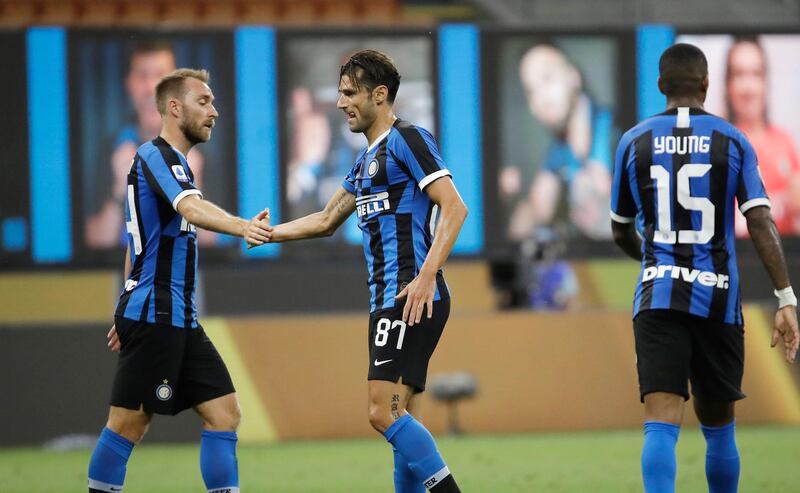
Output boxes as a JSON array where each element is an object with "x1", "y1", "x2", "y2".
[
  {"x1": 395, "y1": 177, "x2": 467, "y2": 326},
  {"x1": 611, "y1": 220, "x2": 643, "y2": 261},
  {"x1": 744, "y1": 205, "x2": 800, "y2": 362},
  {"x1": 107, "y1": 244, "x2": 133, "y2": 353},
  {"x1": 176, "y1": 194, "x2": 271, "y2": 247},
  {"x1": 269, "y1": 186, "x2": 356, "y2": 242}
]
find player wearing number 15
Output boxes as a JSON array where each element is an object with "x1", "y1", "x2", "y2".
[
  {"x1": 610, "y1": 43, "x2": 799, "y2": 493},
  {"x1": 262, "y1": 50, "x2": 466, "y2": 493}
]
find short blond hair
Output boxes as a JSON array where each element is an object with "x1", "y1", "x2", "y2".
[{"x1": 155, "y1": 68, "x2": 210, "y2": 115}]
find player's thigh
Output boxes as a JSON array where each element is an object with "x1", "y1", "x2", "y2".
[
  {"x1": 368, "y1": 298, "x2": 450, "y2": 394},
  {"x1": 175, "y1": 325, "x2": 236, "y2": 416},
  {"x1": 110, "y1": 317, "x2": 187, "y2": 416},
  {"x1": 194, "y1": 392, "x2": 241, "y2": 431},
  {"x1": 689, "y1": 315, "x2": 745, "y2": 404},
  {"x1": 633, "y1": 309, "x2": 693, "y2": 403}
]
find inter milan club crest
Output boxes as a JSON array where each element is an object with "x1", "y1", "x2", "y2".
[
  {"x1": 367, "y1": 159, "x2": 379, "y2": 177},
  {"x1": 156, "y1": 379, "x2": 173, "y2": 401}
]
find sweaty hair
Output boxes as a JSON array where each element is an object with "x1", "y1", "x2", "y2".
[
  {"x1": 339, "y1": 49, "x2": 401, "y2": 103},
  {"x1": 658, "y1": 43, "x2": 708, "y2": 97},
  {"x1": 155, "y1": 68, "x2": 210, "y2": 116}
]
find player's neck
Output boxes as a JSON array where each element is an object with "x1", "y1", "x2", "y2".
[
  {"x1": 665, "y1": 97, "x2": 704, "y2": 111},
  {"x1": 159, "y1": 125, "x2": 194, "y2": 157},
  {"x1": 364, "y1": 112, "x2": 397, "y2": 148}
]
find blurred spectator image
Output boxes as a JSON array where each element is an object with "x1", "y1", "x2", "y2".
[
  {"x1": 725, "y1": 38, "x2": 800, "y2": 236},
  {"x1": 84, "y1": 41, "x2": 214, "y2": 248},
  {"x1": 500, "y1": 43, "x2": 615, "y2": 242}
]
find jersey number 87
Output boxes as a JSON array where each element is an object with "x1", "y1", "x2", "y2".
[{"x1": 375, "y1": 318, "x2": 407, "y2": 350}]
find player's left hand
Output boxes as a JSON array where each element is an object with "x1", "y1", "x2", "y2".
[
  {"x1": 395, "y1": 270, "x2": 436, "y2": 326},
  {"x1": 107, "y1": 324, "x2": 121, "y2": 353},
  {"x1": 246, "y1": 208, "x2": 272, "y2": 248},
  {"x1": 772, "y1": 305, "x2": 799, "y2": 363}
]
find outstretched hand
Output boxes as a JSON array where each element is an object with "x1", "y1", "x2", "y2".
[
  {"x1": 245, "y1": 208, "x2": 273, "y2": 248},
  {"x1": 772, "y1": 305, "x2": 799, "y2": 363},
  {"x1": 394, "y1": 271, "x2": 436, "y2": 326}
]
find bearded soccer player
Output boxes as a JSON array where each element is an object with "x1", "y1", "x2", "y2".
[
  {"x1": 261, "y1": 50, "x2": 466, "y2": 492},
  {"x1": 610, "y1": 43, "x2": 799, "y2": 493},
  {"x1": 87, "y1": 69, "x2": 272, "y2": 493}
]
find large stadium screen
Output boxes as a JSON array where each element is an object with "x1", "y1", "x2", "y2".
[
  {"x1": 0, "y1": 31, "x2": 30, "y2": 267},
  {"x1": 277, "y1": 31, "x2": 436, "y2": 259},
  {"x1": 68, "y1": 30, "x2": 239, "y2": 264},
  {"x1": 676, "y1": 32, "x2": 800, "y2": 238},
  {"x1": 482, "y1": 30, "x2": 636, "y2": 259}
]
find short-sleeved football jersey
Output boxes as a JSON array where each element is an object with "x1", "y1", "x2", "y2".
[
  {"x1": 342, "y1": 119, "x2": 451, "y2": 312},
  {"x1": 115, "y1": 136, "x2": 203, "y2": 329},
  {"x1": 611, "y1": 107, "x2": 770, "y2": 325}
]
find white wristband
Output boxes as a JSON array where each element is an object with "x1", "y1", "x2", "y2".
[{"x1": 774, "y1": 287, "x2": 797, "y2": 309}]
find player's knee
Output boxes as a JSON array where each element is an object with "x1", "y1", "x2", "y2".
[
  {"x1": 108, "y1": 419, "x2": 149, "y2": 444},
  {"x1": 367, "y1": 403, "x2": 394, "y2": 433},
  {"x1": 204, "y1": 402, "x2": 242, "y2": 431}
]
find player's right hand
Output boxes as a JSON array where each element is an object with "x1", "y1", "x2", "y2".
[
  {"x1": 107, "y1": 324, "x2": 121, "y2": 353},
  {"x1": 772, "y1": 305, "x2": 799, "y2": 363},
  {"x1": 245, "y1": 208, "x2": 272, "y2": 248}
]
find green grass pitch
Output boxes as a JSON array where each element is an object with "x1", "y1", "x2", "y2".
[{"x1": 2, "y1": 426, "x2": 798, "y2": 492}]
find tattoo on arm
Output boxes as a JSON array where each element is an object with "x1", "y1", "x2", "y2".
[{"x1": 391, "y1": 394, "x2": 401, "y2": 420}]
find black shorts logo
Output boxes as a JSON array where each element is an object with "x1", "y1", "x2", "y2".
[{"x1": 156, "y1": 381, "x2": 173, "y2": 401}]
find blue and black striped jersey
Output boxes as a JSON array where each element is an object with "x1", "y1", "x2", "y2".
[
  {"x1": 115, "y1": 136, "x2": 203, "y2": 329},
  {"x1": 611, "y1": 107, "x2": 770, "y2": 325},
  {"x1": 343, "y1": 119, "x2": 451, "y2": 313}
]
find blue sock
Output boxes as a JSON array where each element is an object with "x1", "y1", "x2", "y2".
[
  {"x1": 384, "y1": 414, "x2": 451, "y2": 490},
  {"x1": 701, "y1": 421, "x2": 740, "y2": 493},
  {"x1": 88, "y1": 427, "x2": 134, "y2": 492},
  {"x1": 641, "y1": 421, "x2": 680, "y2": 493},
  {"x1": 393, "y1": 444, "x2": 425, "y2": 493},
  {"x1": 199, "y1": 430, "x2": 239, "y2": 493}
]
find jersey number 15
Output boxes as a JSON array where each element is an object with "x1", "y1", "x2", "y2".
[{"x1": 650, "y1": 164, "x2": 714, "y2": 245}]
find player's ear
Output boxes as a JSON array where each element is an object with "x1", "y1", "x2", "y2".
[
  {"x1": 373, "y1": 85, "x2": 388, "y2": 105},
  {"x1": 657, "y1": 76, "x2": 667, "y2": 96},
  {"x1": 168, "y1": 98, "x2": 181, "y2": 118}
]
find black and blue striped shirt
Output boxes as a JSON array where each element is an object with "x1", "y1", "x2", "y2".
[
  {"x1": 611, "y1": 107, "x2": 770, "y2": 325},
  {"x1": 343, "y1": 119, "x2": 451, "y2": 313},
  {"x1": 115, "y1": 137, "x2": 202, "y2": 329}
]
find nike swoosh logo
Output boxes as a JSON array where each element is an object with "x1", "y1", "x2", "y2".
[{"x1": 374, "y1": 358, "x2": 393, "y2": 366}]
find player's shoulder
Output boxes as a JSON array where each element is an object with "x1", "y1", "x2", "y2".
[
  {"x1": 137, "y1": 137, "x2": 184, "y2": 167},
  {"x1": 390, "y1": 118, "x2": 435, "y2": 146}
]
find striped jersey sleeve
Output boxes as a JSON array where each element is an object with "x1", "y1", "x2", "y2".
[
  {"x1": 610, "y1": 131, "x2": 637, "y2": 223},
  {"x1": 734, "y1": 134, "x2": 770, "y2": 214},
  {"x1": 140, "y1": 146, "x2": 202, "y2": 210},
  {"x1": 392, "y1": 122, "x2": 451, "y2": 190},
  {"x1": 342, "y1": 149, "x2": 366, "y2": 194}
]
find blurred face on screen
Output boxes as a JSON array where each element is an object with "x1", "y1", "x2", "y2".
[
  {"x1": 127, "y1": 49, "x2": 176, "y2": 135},
  {"x1": 727, "y1": 41, "x2": 767, "y2": 125},
  {"x1": 177, "y1": 78, "x2": 217, "y2": 145},
  {"x1": 519, "y1": 45, "x2": 581, "y2": 132},
  {"x1": 337, "y1": 73, "x2": 378, "y2": 134}
]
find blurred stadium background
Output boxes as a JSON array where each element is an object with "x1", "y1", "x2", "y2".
[{"x1": 2, "y1": 0, "x2": 800, "y2": 491}]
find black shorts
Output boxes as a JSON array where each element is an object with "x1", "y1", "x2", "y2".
[
  {"x1": 110, "y1": 316, "x2": 235, "y2": 415},
  {"x1": 368, "y1": 298, "x2": 450, "y2": 393},
  {"x1": 633, "y1": 309, "x2": 745, "y2": 403}
]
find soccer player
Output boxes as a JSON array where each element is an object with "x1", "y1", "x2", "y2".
[
  {"x1": 88, "y1": 68, "x2": 272, "y2": 493},
  {"x1": 263, "y1": 50, "x2": 466, "y2": 492},
  {"x1": 610, "y1": 43, "x2": 799, "y2": 493}
]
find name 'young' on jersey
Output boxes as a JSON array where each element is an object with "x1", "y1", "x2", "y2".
[
  {"x1": 115, "y1": 137, "x2": 203, "y2": 329},
  {"x1": 611, "y1": 107, "x2": 770, "y2": 325},
  {"x1": 343, "y1": 119, "x2": 451, "y2": 312}
]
